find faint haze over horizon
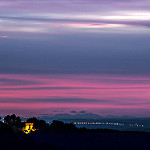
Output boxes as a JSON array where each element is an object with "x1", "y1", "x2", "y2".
[{"x1": 0, "y1": 0, "x2": 150, "y2": 117}]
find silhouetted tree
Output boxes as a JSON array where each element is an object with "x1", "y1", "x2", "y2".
[
  {"x1": 4, "y1": 114, "x2": 22, "y2": 128},
  {"x1": 4, "y1": 115, "x2": 11, "y2": 124},
  {"x1": 49, "y1": 120, "x2": 77, "y2": 132},
  {"x1": 27, "y1": 117, "x2": 49, "y2": 132}
]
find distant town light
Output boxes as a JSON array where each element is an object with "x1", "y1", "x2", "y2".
[{"x1": 22, "y1": 123, "x2": 36, "y2": 134}]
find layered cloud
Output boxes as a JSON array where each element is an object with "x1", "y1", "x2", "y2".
[
  {"x1": 0, "y1": 74, "x2": 150, "y2": 116},
  {"x1": 0, "y1": 0, "x2": 150, "y2": 34},
  {"x1": 0, "y1": 0, "x2": 150, "y2": 117}
]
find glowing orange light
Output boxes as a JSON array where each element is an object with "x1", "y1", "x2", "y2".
[{"x1": 22, "y1": 123, "x2": 36, "y2": 134}]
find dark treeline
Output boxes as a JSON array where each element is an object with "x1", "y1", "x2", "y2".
[
  {"x1": 0, "y1": 114, "x2": 150, "y2": 150},
  {"x1": 0, "y1": 114, "x2": 144, "y2": 134}
]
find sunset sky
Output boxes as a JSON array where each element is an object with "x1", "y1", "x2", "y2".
[{"x1": 0, "y1": 0, "x2": 150, "y2": 117}]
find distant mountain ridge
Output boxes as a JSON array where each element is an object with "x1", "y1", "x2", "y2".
[
  {"x1": 35, "y1": 113, "x2": 103, "y2": 122},
  {"x1": 50, "y1": 113, "x2": 103, "y2": 119},
  {"x1": 35, "y1": 113, "x2": 136, "y2": 122},
  {"x1": 19, "y1": 113, "x2": 141, "y2": 123}
]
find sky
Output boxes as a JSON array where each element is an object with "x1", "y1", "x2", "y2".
[{"x1": 0, "y1": 0, "x2": 150, "y2": 117}]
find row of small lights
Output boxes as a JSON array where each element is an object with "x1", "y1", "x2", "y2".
[
  {"x1": 1, "y1": 117, "x2": 144, "y2": 127},
  {"x1": 74, "y1": 122, "x2": 124, "y2": 126},
  {"x1": 74, "y1": 122, "x2": 144, "y2": 127},
  {"x1": 129, "y1": 124, "x2": 144, "y2": 127}
]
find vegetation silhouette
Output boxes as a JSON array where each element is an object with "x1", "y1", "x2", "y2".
[
  {"x1": 0, "y1": 114, "x2": 146, "y2": 134},
  {"x1": 49, "y1": 120, "x2": 78, "y2": 132},
  {"x1": 26, "y1": 117, "x2": 49, "y2": 132},
  {"x1": 4, "y1": 114, "x2": 22, "y2": 127},
  {"x1": 0, "y1": 114, "x2": 150, "y2": 150}
]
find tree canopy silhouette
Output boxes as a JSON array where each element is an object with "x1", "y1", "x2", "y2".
[
  {"x1": 49, "y1": 120, "x2": 77, "y2": 132},
  {"x1": 4, "y1": 114, "x2": 22, "y2": 128},
  {"x1": 27, "y1": 117, "x2": 49, "y2": 132}
]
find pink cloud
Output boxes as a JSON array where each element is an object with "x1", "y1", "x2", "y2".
[
  {"x1": 0, "y1": 102, "x2": 145, "y2": 110},
  {"x1": 1, "y1": 36, "x2": 8, "y2": 38},
  {"x1": 0, "y1": 74, "x2": 150, "y2": 117}
]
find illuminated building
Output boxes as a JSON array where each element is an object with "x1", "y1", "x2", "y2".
[{"x1": 22, "y1": 123, "x2": 36, "y2": 134}]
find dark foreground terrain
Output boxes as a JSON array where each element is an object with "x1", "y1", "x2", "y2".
[
  {"x1": 0, "y1": 132, "x2": 150, "y2": 150},
  {"x1": 1, "y1": 115, "x2": 150, "y2": 150}
]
